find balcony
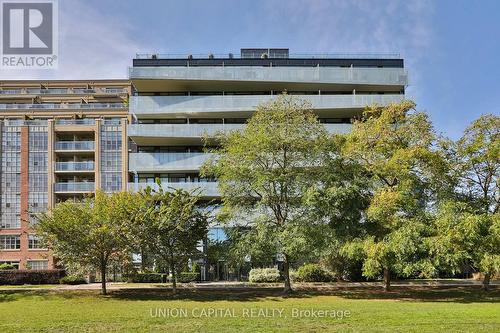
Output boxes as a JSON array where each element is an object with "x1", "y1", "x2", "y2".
[
  {"x1": 128, "y1": 182, "x2": 219, "y2": 197},
  {"x1": 128, "y1": 124, "x2": 242, "y2": 145},
  {"x1": 129, "y1": 152, "x2": 212, "y2": 172},
  {"x1": 55, "y1": 161, "x2": 95, "y2": 172},
  {"x1": 54, "y1": 141, "x2": 95, "y2": 151},
  {"x1": 54, "y1": 182, "x2": 95, "y2": 193},
  {"x1": 55, "y1": 119, "x2": 96, "y2": 125},
  {"x1": 129, "y1": 66, "x2": 407, "y2": 87},
  {"x1": 130, "y1": 94, "x2": 404, "y2": 117},
  {"x1": 0, "y1": 103, "x2": 126, "y2": 110},
  {"x1": 0, "y1": 88, "x2": 127, "y2": 95},
  {"x1": 128, "y1": 123, "x2": 351, "y2": 145}
]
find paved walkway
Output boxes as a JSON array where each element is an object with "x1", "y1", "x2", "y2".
[{"x1": 0, "y1": 279, "x2": 498, "y2": 292}]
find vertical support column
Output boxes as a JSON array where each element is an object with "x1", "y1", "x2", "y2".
[
  {"x1": 0, "y1": 121, "x2": 3, "y2": 218},
  {"x1": 20, "y1": 126, "x2": 29, "y2": 269},
  {"x1": 95, "y1": 119, "x2": 101, "y2": 191},
  {"x1": 47, "y1": 120, "x2": 55, "y2": 209},
  {"x1": 121, "y1": 118, "x2": 128, "y2": 191}
]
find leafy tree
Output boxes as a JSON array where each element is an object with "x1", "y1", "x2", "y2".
[
  {"x1": 433, "y1": 114, "x2": 499, "y2": 289},
  {"x1": 342, "y1": 101, "x2": 440, "y2": 291},
  {"x1": 202, "y1": 94, "x2": 330, "y2": 293},
  {"x1": 137, "y1": 185, "x2": 208, "y2": 293},
  {"x1": 35, "y1": 190, "x2": 136, "y2": 294}
]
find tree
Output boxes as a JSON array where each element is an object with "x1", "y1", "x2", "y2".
[
  {"x1": 433, "y1": 114, "x2": 499, "y2": 290},
  {"x1": 342, "y1": 101, "x2": 440, "y2": 291},
  {"x1": 35, "y1": 190, "x2": 136, "y2": 295},
  {"x1": 202, "y1": 94, "x2": 330, "y2": 293},
  {"x1": 137, "y1": 185, "x2": 208, "y2": 293}
]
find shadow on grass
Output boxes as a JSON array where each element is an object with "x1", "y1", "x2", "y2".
[{"x1": 1, "y1": 285, "x2": 498, "y2": 304}]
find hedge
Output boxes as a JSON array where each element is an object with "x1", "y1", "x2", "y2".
[
  {"x1": 178, "y1": 272, "x2": 199, "y2": 283},
  {"x1": 248, "y1": 268, "x2": 282, "y2": 283},
  {"x1": 294, "y1": 264, "x2": 334, "y2": 282},
  {"x1": 0, "y1": 269, "x2": 65, "y2": 285},
  {"x1": 59, "y1": 275, "x2": 87, "y2": 285},
  {"x1": 130, "y1": 273, "x2": 166, "y2": 283}
]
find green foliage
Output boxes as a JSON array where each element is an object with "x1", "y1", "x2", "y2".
[
  {"x1": 35, "y1": 190, "x2": 139, "y2": 294},
  {"x1": 133, "y1": 185, "x2": 208, "y2": 292},
  {"x1": 248, "y1": 268, "x2": 282, "y2": 283},
  {"x1": 178, "y1": 272, "x2": 199, "y2": 283},
  {"x1": 433, "y1": 114, "x2": 499, "y2": 288},
  {"x1": 0, "y1": 263, "x2": 16, "y2": 270},
  {"x1": 294, "y1": 263, "x2": 334, "y2": 282},
  {"x1": 59, "y1": 275, "x2": 87, "y2": 285},
  {"x1": 202, "y1": 94, "x2": 331, "y2": 292},
  {"x1": 129, "y1": 273, "x2": 165, "y2": 283},
  {"x1": 342, "y1": 101, "x2": 440, "y2": 287}
]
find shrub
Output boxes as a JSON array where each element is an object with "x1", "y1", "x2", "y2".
[
  {"x1": 59, "y1": 275, "x2": 87, "y2": 285},
  {"x1": 130, "y1": 273, "x2": 165, "y2": 283},
  {"x1": 248, "y1": 268, "x2": 282, "y2": 283},
  {"x1": 178, "y1": 272, "x2": 199, "y2": 283},
  {"x1": 0, "y1": 263, "x2": 16, "y2": 270},
  {"x1": 0, "y1": 269, "x2": 65, "y2": 285},
  {"x1": 294, "y1": 264, "x2": 333, "y2": 282}
]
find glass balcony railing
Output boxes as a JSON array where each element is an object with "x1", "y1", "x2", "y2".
[
  {"x1": 128, "y1": 182, "x2": 219, "y2": 197},
  {"x1": 54, "y1": 141, "x2": 95, "y2": 151},
  {"x1": 0, "y1": 103, "x2": 126, "y2": 110},
  {"x1": 129, "y1": 66, "x2": 407, "y2": 86},
  {"x1": 130, "y1": 94, "x2": 404, "y2": 116},
  {"x1": 128, "y1": 123, "x2": 351, "y2": 139},
  {"x1": 0, "y1": 88, "x2": 127, "y2": 95},
  {"x1": 55, "y1": 119, "x2": 96, "y2": 125},
  {"x1": 129, "y1": 152, "x2": 212, "y2": 172},
  {"x1": 54, "y1": 182, "x2": 95, "y2": 192},
  {"x1": 55, "y1": 161, "x2": 95, "y2": 171}
]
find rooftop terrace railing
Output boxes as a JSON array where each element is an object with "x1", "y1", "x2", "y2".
[
  {"x1": 0, "y1": 103, "x2": 126, "y2": 110},
  {"x1": 135, "y1": 53, "x2": 401, "y2": 60}
]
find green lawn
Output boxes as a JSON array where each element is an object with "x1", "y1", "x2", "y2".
[{"x1": 0, "y1": 287, "x2": 498, "y2": 332}]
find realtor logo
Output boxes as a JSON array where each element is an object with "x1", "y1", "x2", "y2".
[{"x1": 1, "y1": 0, "x2": 58, "y2": 68}]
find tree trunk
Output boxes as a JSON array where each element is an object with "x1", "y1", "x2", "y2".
[
  {"x1": 283, "y1": 254, "x2": 292, "y2": 294},
  {"x1": 482, "y1": 271, "x2": 491, "y2": 291},
  {"x1": 171, "y1": 263, "x2": 177, "y2": 294},
  {"x1": 100, "y1": 261, "x2": 107, "y2": 295},
  {"x1": 383, "y1": 267, "x2": 391, "y2": 292}
]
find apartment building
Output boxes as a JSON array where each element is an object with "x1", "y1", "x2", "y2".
[
  {"x1": 0, "y1": 48, "x2": 408, "y2": 272},
  {"x1": 0, "y1": 80, "x2": 130, "y2": 269},
  {"x1": 127, "y1": 48, "x2": 408, "y2": 243}
]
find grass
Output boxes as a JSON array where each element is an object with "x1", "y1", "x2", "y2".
[{"x1": 0, "y1": 286, "x2": 498, "y2": 332}]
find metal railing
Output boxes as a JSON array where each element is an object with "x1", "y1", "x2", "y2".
[
  {"x1": 54, "y1": 182, "x2": 95, "y2": 192},
  {"x1": 0, "y1": 88, "x2": 127, "y2": 95},
  {"x1": 55, "y1": 161, "x2": 95, "y2": 171},
  {"x1": 54, "y1": 141, "x2": 95, "y2": 151},
  {"x1": 0, "y1": 103, "x2": 126, "y2": 110},
  {"x1": 55, "y1": 119, "x2": 96, "y2": 125},
  {"x1": 135, "y1": 52, "x2": 401, "y2": 60}
]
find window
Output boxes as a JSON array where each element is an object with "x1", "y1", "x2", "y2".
[
  {"x1": 27, "y1": 260, "x2": 48, "y2": 270},
  {"x1": 0, "y1": 235, "x2": 21, "y2": 250},
  {"x1": 28, "y1": 234, "x2": 45, "y2": 250},
  {"x1": 0, "y1": 261, "x2": 20, "y2": 269}
]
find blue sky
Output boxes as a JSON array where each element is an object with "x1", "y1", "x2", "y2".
[{"x1": 2, "y1": 0, "x2": 499, "y2": 138}]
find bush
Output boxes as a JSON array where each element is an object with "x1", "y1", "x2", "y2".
[
  {"x1": 59, "y1": 275, "x2": 87, "y2": 285},
  {"x1": 294, "y1": 264, "x2": 333, "y2": 282},
  {"x1": 130, "y1": 273, "x2": 165, "y2": 283},
  {"x1": 0, "y1": 269, "x2": 65, "y2": 285},
  {"x1": 248, "y1": 268, "x2": 282, "y2": 283},
  {"x1": 178, "y1": 272, "x2": 199, "y2": 283},
  {"x1": 0, "y1": 263, "x2": 16, "y2": 270}
]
